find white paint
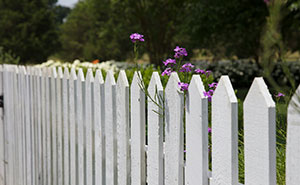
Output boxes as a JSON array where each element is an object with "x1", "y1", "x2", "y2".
[
  {"x1": 0, "y1": 65, "x2": 4, "y2": 185},
  {"x1": 244, "y1": 77, "x2": 276, "y2": 185},
  {"x1": 116, "y1": 70, "x2": 130, "y2": 185},
  {"x1": 105, "y1": 70, "x2": 117, "y2": 185},
  {"x1": 286, "y1": 84, "x2": 300, "y2": 185},
  {"x1": 94, "y1": 69, "x2": 104, "y2": 185},
  {"x1": 147, "y1": 72, "x2": 164, "y2": 185},
  {"x1": 51, "y1": 67, "x2": 58, "y2": 185},
  {"x1": 164, "y1": 72, "x2": 184, "y2": 185},
  {"x1": 85, "y1": 69, "x2": 94, "y2": 185},
  {"x1": 77, "y1": 68, "x2": 85, "y2": 185},
  {"x1": 69, "y1": 68, "x2": 77, "y2": 185},
  {"x1": 56, "y1": 67, "x2": 63, "y2": 185},
  {"x1": 131, "y1": 72, "x2": 146, "y2": 185},
  {"x1": 211, "y1": 76, "x2": 238, "y2": 185},
  {"x1": 185, "y1": 75, "x2": 209, "y2": 185}
]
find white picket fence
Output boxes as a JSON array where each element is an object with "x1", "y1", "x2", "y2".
[{"x1": 0, "y1": 64, "x2": 300, "y2": 185}]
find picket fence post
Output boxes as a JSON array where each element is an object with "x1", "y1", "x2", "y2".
[
  {"x1": 164, "y1": 72, "x2": 184, "y2": 185},
  {"x1": 116, "y1": 70, "x2": 130, "y2": 185},
  {"x1": 286, "y1": 84, "x2": 300, "y2": 184},
  {"x1": 185, "y1": 75, "x2": 208, "y2": 185},
  {"x1": 244, "y1": 77, "x2": 276, "y2": 185},
  {"x1": 147, "y1": 72, "x2": 164, "y2": 185}
]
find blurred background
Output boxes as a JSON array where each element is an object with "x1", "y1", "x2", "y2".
[{"x1": 1, "y1": 0, "x2": 300, "y2": 92}]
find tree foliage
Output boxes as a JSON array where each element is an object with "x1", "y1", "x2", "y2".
[{"x1": 0, "y1": 0, "x2": 61, "y2": 63}]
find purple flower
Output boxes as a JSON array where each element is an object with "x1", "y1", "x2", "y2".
[
  {"x1": 178, "y1": 82, "x2": 189, "y2": 91},
  {"x1": 130, "y1": 33, "x2": 145, "y2": 43},
  {"x1": 275, "y1": 92, "x2": 285, "y2": 98},
  {"x1": 208, "y1": 82, "x2": 218, "y2": 89},
  {"x1": 161, "y1": 68, "x2": 172, "y2": 76},
  {"x1": 174, "y1": 46, "x2": 188, "y2": 58},
  {"x1": 205, "y1": 70, "x2": 212, "y2": 76},
  {"x1": 163, "y1": 58, "x2": 176, "y2": 66},
  {"x1": 179, "y1": 63, "x2": 194, "y2": 72},
  {"x1": 203, "y1": 89, "x2": 214, "y2": 101},
  {"x1": 195, "y1": 68, "x2": 205, "y2": 74},
  {"x1": 208, "y1": 127, "x2": 212, "y2": 133}
]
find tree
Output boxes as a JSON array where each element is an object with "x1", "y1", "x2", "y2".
[{"x1": 0, "y1": 0, "x2": 60, "y2": 63}]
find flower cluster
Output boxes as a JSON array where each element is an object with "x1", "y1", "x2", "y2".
[
  {"x1": 130, "y1": 33, "x2": 145, "y2": 43},
  {"x1": 275, "y1": 92, "x2": 285, "y2": 98},
  {"x1": 174, "y1": 46, "x2": 188, "y2": 58},
  {"x1": 203, "y1": 82, "x2": 218, "y2": 101}
]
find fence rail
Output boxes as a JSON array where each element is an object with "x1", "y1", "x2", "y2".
[{"x1": 0, "y1": 64, "x2": 300, "y2": 185}]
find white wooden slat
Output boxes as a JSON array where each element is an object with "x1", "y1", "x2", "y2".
[
  {"x1": 105, "y1": 70, "x2": 117, "y2": 185},
  {"x1": 50, "y1": 67, "x2": 58, "y2": 185},
  {"x1": 131, "y1": 71, "x2": 146, "y2": 185},
  {"x1": 28, "y1": 67, "x2": 37, "y2": 185},
  {"x1": 36, "y1": 68, "x2": 43, "y2": 184},
  {"x1": 69, "y1": 68, "x2": 77, "y2": 185},
  {"x1": 3, "y1": 65, "x2": 13, "y2": 185},
  {"x1": 41, "y1": 67, "x2": 48, "y2": 185},
  {"x1": 211, "y1": 76, "x2": 238, "y2": 185},
  {"x1": 19, "y1": 66, "x2": 27, "y2": 185},
  {"x1": 0, "y1": 65, "x2": 4, "y2": 185},
  {"x1": 147, "y1": 72, "x2": 164, "y2": 185},
  {"x1": 244, "y1": 77, "x2": 276, "y2": 185},
  {"x1": 32, "y1": 68, "x2": 39, "y2": 185},
  {"x1": 62, "y1": 67, "x2": 70, "y2": 185},
  {"x1": 94, "y1": 69, "x2": 104, "y2": 185},
  {"x1": 77, "y1": 69, "x2": 85, "y2": 185},
  {"x1": 164, "y1": 72, "x2": 184, "y2": 185},
  {"x1": 45, "y1": 67, "x2": 52, "y2": 185},
  {"x1": 185, "y1": 75, "x2": 208, "y2": 185},
  {"x1": 286, "y1": 84, "x2": 300, "y2": 184},
  {"x1": 116, "y1": 70, "x2": 130, "y2": 185},
  {"x1": 56, "y1": 67, "x2": 63, "y2": 185},
  {"x1": 85, "y1": 69, "x2": 94, "y2": 185},
  {"x1": 13, "y1": 66, "x2": 21, "y2": 185}
]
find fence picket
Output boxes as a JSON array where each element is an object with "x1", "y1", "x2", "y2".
[
  {"x1": 0, "y1": 65, "x2": 4, "y2": 185},
  {"x1": 61, "y1": 67, "x2": 70, "y2": 185},
  {"x1": 77, "y1": 68, "x2": 85, "y2": 185},
  {"x1": 185, "y1": 75, "x2": 208, "y2": 185},
  {"x1": 211, "y1": 76, "x2": 238, "y2": 185},
  {"x1": 69, "y1": 68, "x2": 77, "y2": 185},
  {"x1": 85, "y1": 69, "x2": 94, "y2": 185},
  {"x1": 105, "y1": 70, "x2": 117, "y2": 185},
  {"x1": 244, "y1": 77, "x2": 276, "y2": 185},
  {"x1": 45, "y1": 67, "x2": 52, "y2": 185},
  {"x1": 94, "y1": 69, "x2": 105, "y2": 185},
  {"x1": 147, "y1": 72, "x2": 163, "y2": 185},
  {"x1": 3, "y1": 65, "x2": 16, "y2": 185},
  {"x1": 116, "y1": 70, "x2": 130, "y2": 185},
  {"x1": 131, "y1": 72, "x2": 146, "y2": 185},
  {"x1": 164, "y1": 72, "x2": 184, "y2": 185},
  {"x1": 286, "y1": 84, "x2": 300, "y2": 184}
]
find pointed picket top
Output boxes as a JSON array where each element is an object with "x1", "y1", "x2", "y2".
[
  {"x1": 244, "y1": 77, "x2": 275, "y2": 108},
  {"x1": 57, "y1": 67, "x2": 63, "y2": 78},
  {"x1": 213, "y1": 76, "x2": 237, "y2": 103},
  {"x1": 165, "y1": 72, "x2": 181, "y2": 94},
  {"x1": 95, "y1": 69, "x2": 104, "y2": 84},
  {"x1": 286, "y1": 84, "x2": 300, "y2": 184},
  {"x1": 86, "y1": 68, "x2": 94, "y2": 83},
  {"x1": 164, "y1": 71, "x2": 184, "y2": 185},
  {"x1": 185, "y1": 75, "x2": 209, "y2": 185},
  {"x1": 131, "y1": 71, "x2": 143, "y2": 90},
  {"x1": 147, "y1": 71, "x2": 164, "y2": 185},
  {"x1": 51, "y1": 67, "x2": 57, "y2": 78},
  {"x1": 148, "y1": 72, "x2": 163, "y2": 94},
  {"x1": 78, "y1": 68, "x2": 85, "y2": 81},
  {"x1": 105, "y1": 70, "x2": 116, "y2": 85},
  {"x1": 117, "y1": 70, "x2": 129, "y2": 88},
  {"x1": 70, "y1": 68, "x2": 77, "y2": 81},
  {"x1": 244, "y1": 77, "x2": 276, "y2": 185},
  {"x1": 19, "y1": 66, "x2": 27, "y2": 75},
  {"x1": 188, "y1": 75, "x2": 206, "y2": 98},
  {"x1": 63, "y1": 67, "x2": 70, "y2": 79},
  {"x1": 211, "y1": 76, "x2": 238, "y2": 185},
  {"x1": 36, "y1": 67, "x2": 42, "y2": 77}
]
